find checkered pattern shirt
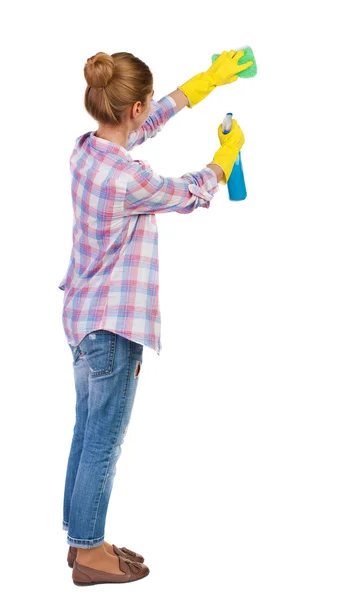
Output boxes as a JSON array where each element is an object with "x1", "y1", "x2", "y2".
[{"x1": 58, "y1": 94, "x2": 219, "y2": 355}]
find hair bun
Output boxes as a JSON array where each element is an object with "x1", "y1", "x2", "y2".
[{"x1": 84, "y1": 52, "x2": 114, "y2": 88}]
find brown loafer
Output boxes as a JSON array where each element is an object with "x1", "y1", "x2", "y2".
[
  {"x1": 72, "y1": 556, "x2": 149, "y2": 585},
  {"x1": 67, "y1": 543, "x2": 144, "y2": 568}
]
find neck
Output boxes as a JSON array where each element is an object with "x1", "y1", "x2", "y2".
[{"x1": 94, "y1": 125, "x2": 129, "y2": 148}]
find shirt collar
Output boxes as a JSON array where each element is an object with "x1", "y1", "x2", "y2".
[{"x1": 89, "y1": 131, "x2": 132, "y2": 159}]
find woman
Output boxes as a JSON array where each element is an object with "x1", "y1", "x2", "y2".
[{"x1": 59, "y1": 49, "x2": 253, "y2": 586}]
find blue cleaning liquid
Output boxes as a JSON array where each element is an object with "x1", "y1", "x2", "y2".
[{"x1": 227, "y1": 152, "x2": 247, "y2": 201}]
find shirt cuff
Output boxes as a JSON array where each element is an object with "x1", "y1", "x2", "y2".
[
  {"x1": 157, "y1": 94, "x2": 179, "y2": 118},
  {"x1": 187, "y1": 167, "x2": 220, "y2": 207}
]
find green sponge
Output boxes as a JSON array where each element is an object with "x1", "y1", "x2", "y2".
[{"x1": 212, "y1": 46, "x2": 257, "y2": 78}]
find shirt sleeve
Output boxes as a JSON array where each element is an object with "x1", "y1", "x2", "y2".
[
  {"x1": 123, "y1": 160, "x2": 220, "y2": 215},
  {"x1": 126, "y1": 95, "x2": 178, "y2": 151}
]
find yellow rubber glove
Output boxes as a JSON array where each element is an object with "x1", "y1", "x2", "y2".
[
  {"x1": 210, "y1": 119, "x2": 245, "y2": 184},
  {"x1": 177, "y1": 50, "x2": 254, "y2": 108}
]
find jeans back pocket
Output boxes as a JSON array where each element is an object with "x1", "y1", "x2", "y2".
[{"x1": 78, "y1": 330, "x2": 117, "y2": 377}]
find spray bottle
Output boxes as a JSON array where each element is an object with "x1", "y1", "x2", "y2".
[{"x1": 222, "y1": 112, "x2": 247, "y2": 201}]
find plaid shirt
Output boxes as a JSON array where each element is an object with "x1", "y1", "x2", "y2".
[{"x1": 58, "y1": 94, "x2": 219, "y2": 355}]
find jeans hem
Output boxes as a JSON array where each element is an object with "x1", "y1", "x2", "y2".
[
  {"x1": 67, "y1": 533, "x2": 105, "y2": 549},
  {"x1": 62, "y1": 521, "x2": 69, "y2": 531}
]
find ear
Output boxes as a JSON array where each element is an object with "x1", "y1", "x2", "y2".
[{"x1": 131, "y1": 101, "x2": 142, "y2": 119}]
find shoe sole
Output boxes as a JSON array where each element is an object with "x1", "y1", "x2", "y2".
[{"x1": 73, "y1": 570, "x2": 150, "y2": 585}]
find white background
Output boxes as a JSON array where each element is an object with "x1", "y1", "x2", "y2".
[{"x1": 2, "y1": 0, "x2": 348, "y2": 598}]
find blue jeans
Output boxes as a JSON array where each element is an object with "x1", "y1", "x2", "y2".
[{"x1": 62, "y1": 329, "x2": 143, "y2": 548}]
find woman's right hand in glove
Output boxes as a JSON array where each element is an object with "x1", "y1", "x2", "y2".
[{"x1": 207, "y1": 119, "x2": 245, "y2": 184}]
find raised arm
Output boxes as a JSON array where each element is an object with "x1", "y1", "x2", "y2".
[
  {"x1": 126, "y1": 50, "x2": 254, "y2": 151},
  {"x1": 126, "y1": 96, "x2": 174, "y2": 151}
]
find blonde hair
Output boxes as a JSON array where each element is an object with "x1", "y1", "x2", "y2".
[{"x1": 84, "y1": 51, "x2": 153, "y2": 125}]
